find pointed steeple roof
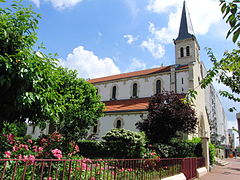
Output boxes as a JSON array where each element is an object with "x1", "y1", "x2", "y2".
[{"x1": 176, "y1": 1, "x2": 195, "y2": 41}]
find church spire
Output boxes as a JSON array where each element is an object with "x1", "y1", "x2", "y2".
[{"x1": 175, "y1": 1, "x2": 195, "y2": 41}]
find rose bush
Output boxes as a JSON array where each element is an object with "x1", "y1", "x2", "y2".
[{"x1": 0, "y1": 132, "x2": 79, "y2": 160}]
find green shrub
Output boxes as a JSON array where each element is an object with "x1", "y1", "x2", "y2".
[
  {"x1": 186, "y1": 137, "x2": 202, "y2": 157},
  {"x1": 77, "y1": 140, "x2": 107, "y2": 158},
  {"x1": 148, "y1": 137, "x2": 203, "y2": 158},
  {"x1": 209, "y1": 143, "x2": 216, "y2": 165},
  {"x1": 170, "y1": 141, "x2": 195, "y2": 157},
  {"x1": 102, "y1": 128, "x2": 146, "y2": 159},
  {"x1": 150, "y1": 143, "x2": 176, "y2": 158}
]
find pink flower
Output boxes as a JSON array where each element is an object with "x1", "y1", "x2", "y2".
[
  {"x1": 38, "y1": 147, "x2": 43, "y2": 152},
  {"x1": 4, "y1": 151, "x2": 11, "y2": 158},
  {"x1": 150, "y1": 152, "x2": 157, "y2": 156},
  {"x1": 51, "y1": 148, "x2": 62, "y2": 159},
  {"x1": 119, "y1": 168, "x2": 125, "y2": 172},
  {"x1": 81, "y1": 163, "x2": 88, "y2": 170},
  {"x1": 27, "y1": 139, "x2": 33, "y2": 143},
  {"x1": 24, "y1": 145, "x2": 29, "y2": 151},
  {"x1": 74, "y1": 145, "x2": 80, "y2": 152},
  {"x1": 28, "y1": 155, "x2": 36, "y2": 164},
  {"x1": 7, "y1": 134, "x2": 14, "y2": 142},
  {"x1": 46, "y1": 177, "x2": 52, "y2": 180},
  {"x1": 127, "y1": 168, "x2": 133, "y2": 172},
  {"x1": 18, "y1": 154, "x2": 23, "y2": 159},
  {"x1": 41, "y1": 138, "x2": 48, "y2": 143},
  {"x1": 12, "y1": 145, "x2": 19, "y2": 152}
]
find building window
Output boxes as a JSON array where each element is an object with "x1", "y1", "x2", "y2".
[
  {"x1": 180, "y1": 47, "x2": 184, "y2": 57},
  {"x1": 96, "y1": 88, "x2": 98, "y2": 95},
  {"x1": 182, "y1": 78, "x2": 184, "y2": 84},
  {"x1": 112, "y1": 86, "x2": 117, "y2": 99},
  {"x1": 198, "y1": 77, "x2": 201, "y2": 84},
  {"x1": 32, "y1": 126, "x2": 36, "y2": 134},
  {"x1": 93, "y1": 125, "x2": 98, "y2": 134},
  {"x1": 116, "y1": 120, "x2": 122, "y2": 129},
  {"x1": 132, "y1": 83, "x2": 138, "y2": 97},
  {"x1": 156, "y1": 80, "x2": 161, "y2": 94},
  {"x1": 186, "y1": 46, "x2": 190, "y2": 56}
]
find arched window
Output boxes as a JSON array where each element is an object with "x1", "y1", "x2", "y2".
[
  {"x1": 186, "y1": 46, "x2": 190, "y2": 56},
  {"x1": 156, "y1": 80, "x2": 161, "y2": 94},
  {"x1": 112, "y1": 86, "x2": 117, "y2": 99},
  {"x1": 180, "y1": 47, "x2": 184, "y2": 57},
  {"x1": 132, "y1": 83, "x2": 138, "y2": 97},
  {"x1": 116, "y1": 120, "x2": 122, "y2": 129}
]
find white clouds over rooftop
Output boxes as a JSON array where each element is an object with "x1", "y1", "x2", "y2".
[
  {"x1": 61, "y1": 46, "x2": 120, "y2": 79},
  {"x1": 125, "y1": 58, "x2": 146, "y2": 72}
]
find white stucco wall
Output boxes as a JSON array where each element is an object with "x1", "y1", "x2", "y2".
[
  {"x1": 176, "y1": 71, "x2": 189, "y2": 93},
  {"x1": 95, "y1": 74, "x2": 171, "y2": 101},
  {"x1": 26, "y1": 124, "x2": 49, "y2": 139},
  {"x1": 91, "y1": 112, "x2": 147, "y2": 139}
]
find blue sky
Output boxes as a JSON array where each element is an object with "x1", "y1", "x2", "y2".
[{"x1": 6, "y1": 0, "x2": 239, "y2": 139}]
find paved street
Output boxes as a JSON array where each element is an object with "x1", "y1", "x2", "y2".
[{"x1": 199, "y1": 158, "x2": 240, "y2": 180}]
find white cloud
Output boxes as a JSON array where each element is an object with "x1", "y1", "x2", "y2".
[
  {"x1": 125, "y1": 58, "x2": 146, "y2": 72},
  {"x1": 123, "y1": 34, "x2": 138, "y2": 44},
  {"x1": 141, "y1": 38, "x2": 165, "y2": 59},
  {"x1": 45, "y1": 0, "x2": 83, "y2": 10},
  {"x1": 147, "y1": 0, "x2": 180, "y2": 13},
  {"x1": 142, "y1": 0, "x2": 222, "y2": 58},
  {"x1": 123, "y1": 0, "x2": 140, "y2": 18},
  {"x1": 147, "y1": 0, "x2": 222, "y2": 35},
  {"x1": 30, "y1": 0, "x2": 83, "y2": 10},
  {"x1": 30, "y1": 0, "x2": 40, "y2": 7},
  {"x1": 61, "y1": 46, "x2": 120, "y2": 79}
]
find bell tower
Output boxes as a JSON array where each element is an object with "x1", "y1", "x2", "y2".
[{"x1": 174, "y1": 1, "x2": 200, "y2": 65}]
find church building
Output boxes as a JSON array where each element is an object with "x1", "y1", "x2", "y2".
[
  {"x1": 27, "y1": 2, "x2": 228, "y2": 145},
  {"x1": 87, "y1": 1, "x2": 228, "y2": 143}
]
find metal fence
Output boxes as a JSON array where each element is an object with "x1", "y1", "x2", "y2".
[{"x1": 0, "y1": 157, "x2": 204, "y2": 180}]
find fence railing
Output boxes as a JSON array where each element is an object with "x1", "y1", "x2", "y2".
[{"x1": 0, "y1": 157, "x2": 204, "y2": 180}]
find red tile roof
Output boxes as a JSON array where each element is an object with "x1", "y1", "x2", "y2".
[
  {"x1": 104, "y1": 97, "x2": 150, "y2": 113},
  {"x1": 88, "y1": 66, "x2": 171, "y2": 84}
]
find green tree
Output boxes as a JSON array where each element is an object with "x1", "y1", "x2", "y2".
[
  {"x1": 53, "y1": 67, "x2": 104, "y2": 141},
  {"x1": 136, "y1": 92, "x2": 198, "y2": 144},
  {"x1": 0, "y1": 0, "x2": 104, "y2": 141},
  {"x1": 0, "y1": 0, "x2": 59, "y2": 128}
]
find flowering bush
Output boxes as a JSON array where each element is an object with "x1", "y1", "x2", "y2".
[{"x1": 0, "y1": 132, "x2": 79, "y2": 160}]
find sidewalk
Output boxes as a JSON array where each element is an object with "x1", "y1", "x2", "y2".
[{"x1": 198, "y1": 158, "x2": 240, "y2": 180}]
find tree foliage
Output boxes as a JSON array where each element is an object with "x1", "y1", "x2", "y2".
[
  {"x1": 220, "y1": 0, "x2": 240, "y2": 43},
  {"x1": 136, "y1": 92, "x2": 198, "y2": 144},
  {"x1": 0, "y1": 0, "x2": 104, "y2": 141},
  {"x1": 53, "y1": 67, "x2": 104, "y2": 141},
  {"x1": 0, "y1": 0, "x2": 58, "y2": 126}
]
